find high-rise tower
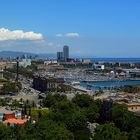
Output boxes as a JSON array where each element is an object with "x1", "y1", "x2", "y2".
[
  {"x1": 63, "y1": 45, "x2": 69, "y2": 62},
  {"x1": 57, "y1": 52, "x2": 64, "y2": 62}
]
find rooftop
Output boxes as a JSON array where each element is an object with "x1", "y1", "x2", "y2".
[{"x1": 4, "y1": 118, "x2": 28, "y2": 125}]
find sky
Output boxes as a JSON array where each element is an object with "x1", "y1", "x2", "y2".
[{"x1": 0, "y1": 0, "x2": 140, "y2": 57}]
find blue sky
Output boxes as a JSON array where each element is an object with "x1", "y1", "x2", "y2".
[{"x1": 0, "y1": 0, "x2": 140, "y2": 57}]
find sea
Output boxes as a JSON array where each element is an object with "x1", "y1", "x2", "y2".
[
  {"x1": 81, "y1": 80, "x2": 140, "y2": 88},
  {"x1": 90, "y1": 58, "x2": 140, "y2": 63}
]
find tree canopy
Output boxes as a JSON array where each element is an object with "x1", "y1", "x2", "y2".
[{"x1": 0, "y1": 93, "x2": 140, "y2": 140}]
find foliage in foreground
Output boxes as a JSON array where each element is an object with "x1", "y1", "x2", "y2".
[{"x1": 0, "y1": 93, "x2": 140, "y2": 140}]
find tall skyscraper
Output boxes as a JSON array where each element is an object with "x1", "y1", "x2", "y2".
[
  {"x1": 63, "y1": 45, "x2": 69, "y2": 62},
  {"x1": 57, "y1": 52, "x2": 63, "y2": 62}
]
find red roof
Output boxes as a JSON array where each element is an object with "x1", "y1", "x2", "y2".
[
  {"x1": 5, "y1": 113, "x2": 15, "y2": 120},
  {"x1": 4, "y1": 118, "x2": 28, "y2": 125}
]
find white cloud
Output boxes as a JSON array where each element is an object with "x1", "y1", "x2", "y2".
[
  {"x1": 56, "y1": 34, "x2": 63, "y2": 37},
  {"x1": 56, "y1": 32, "x2": 79, "y2": 38},
  {"x1": 0, "y1": 28, "x2": 43, "y2": 41},
  {"x1": 65, "y1": 33, "x2": 79, "y2": 37}
]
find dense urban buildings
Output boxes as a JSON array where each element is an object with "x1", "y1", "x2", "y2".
[{"x1": 1, "y1": 54, "x2": 140, "y2": 139}]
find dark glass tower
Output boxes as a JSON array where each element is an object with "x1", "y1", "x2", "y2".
[{"x1": 63, "y1": 45, "x2": 69, "y2": 62}]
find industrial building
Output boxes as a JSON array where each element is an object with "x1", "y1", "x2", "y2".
[{"x1": 33, "y1": 75, "x2": 64, "y2": 92}]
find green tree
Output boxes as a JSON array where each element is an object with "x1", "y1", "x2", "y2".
[
  {"x1": 72, "y1": 94, "x2": 93, "y2": 108},
  {"x1": 42, "y1": 93, "x2": 67, "y2": 108},
  {"x1": 112, "y1": 104, "x2": 139, "y2": 131},
  {"x1": 85, "y1": 103, "x2": 100, "y2": 123},
  {"x1": 1, "y1": 82, "x2": 17, "y2": 94},
  {"x1": 50, "y1": 99, "x2": 76, "y2": 122},
  {"x1": 35, "y1": 119, "x2": 74, "y2": 140},
  {"x1": 129, "y1": 128, "x2": 140, "y2": 140},
  {"x1": 0, "y1": 124, "x2": 11, "y2": 140},
  {"x1": 65, "y1": 110, "x2": 88, "y2": 132},
  {"x1": 93, "y1": 123, "x2": 128, "y2": 140},
  {"x1": 72, "y1": 94, "x2": 100, "y2": 123}
]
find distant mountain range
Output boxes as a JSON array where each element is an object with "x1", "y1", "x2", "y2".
[{"x1": 0, "y1": 51, "x2": 56, "y2": 59}]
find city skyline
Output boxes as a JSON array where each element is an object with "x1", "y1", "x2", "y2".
[{"x1": 0, "y1": 0, "x2": 140, "y2": 57}]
